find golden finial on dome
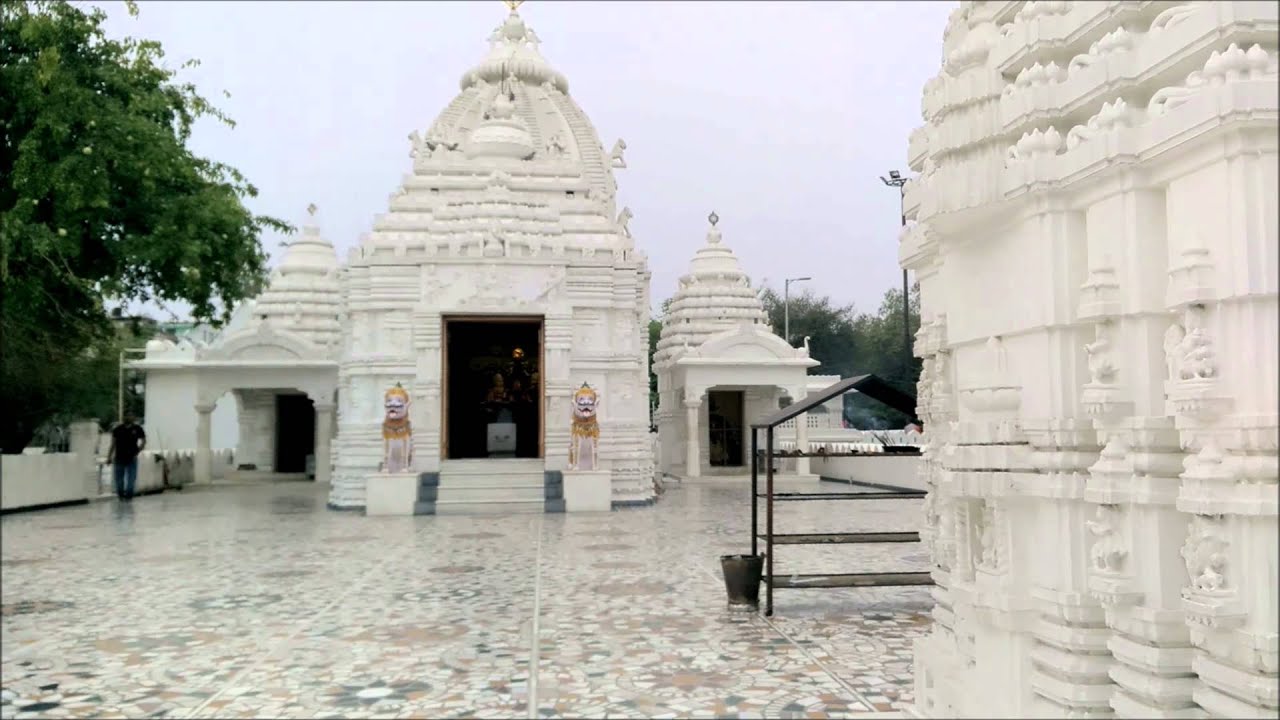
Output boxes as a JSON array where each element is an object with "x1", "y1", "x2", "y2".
[
  {"x1": 502, "y1": 0, "x2": 524, "y2": 12},
  {"x1": 306, "y1": 203, "x2": 317, "y2": 217}
]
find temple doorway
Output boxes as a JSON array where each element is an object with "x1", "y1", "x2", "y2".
[
  {"x1": 443, "y1": 316, "x2": 543, "y2": 460},
  {"x1": 274, "y1": 393, "x2": 316, "y2": 473},
  {"x1": 708, "y1": 390, "x2": 745, "y2": 467}
]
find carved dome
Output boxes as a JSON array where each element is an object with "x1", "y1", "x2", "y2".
[
  {"x1": 466, "y1": 91, "x2": 535, "y2": 160},
  {"x1": 421, "y1": 8, "x2": 617, "y2": 199},
  {"x1": 654, "y1": 213, "x2": 771, "y2": 366},
  {"x1": 250, "y1": 209, "x2": 341, "y2": 350}
]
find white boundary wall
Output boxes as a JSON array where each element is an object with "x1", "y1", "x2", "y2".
[
  {"x1": 1, "y1": 453, "x2": 94, "y2": 511},
  {"x1": 810, "y1": 455, "x2": 925, "y2": 492}
]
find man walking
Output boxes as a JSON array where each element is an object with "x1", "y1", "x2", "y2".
[{"x1": 107, "y1": 414, "x2": 146, "y2": 501}]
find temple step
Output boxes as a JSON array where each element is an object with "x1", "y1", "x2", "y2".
[
  {"x1": 434, "y1": 500, "x2": 547, "y2": 516},
  {"x1": 437, "y1": 459, "x2": 548, "y2": 507},
  {"x1": 437, "y1": 484, "x2": 546, "y2": 503}
]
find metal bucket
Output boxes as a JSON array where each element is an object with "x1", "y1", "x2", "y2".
[{"x1": 720, "y1": 554, "x2": 764, "y2": 607}]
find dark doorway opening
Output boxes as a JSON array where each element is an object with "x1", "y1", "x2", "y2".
[
  {"x1": 444, "y1": 317, "x2": 543, "y2": 460},
  {"x1": 708, "y1": 390, "x2": 745, "y2": 467},
  {"x1": 275, "y1": 394, "x2": 316, "y2": 473}
]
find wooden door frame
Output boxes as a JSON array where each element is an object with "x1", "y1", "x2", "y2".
[{"x1": 440, "y1": 314, "x2": 546, "y2": 461}]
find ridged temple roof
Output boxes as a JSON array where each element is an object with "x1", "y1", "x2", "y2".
[
  {"x1": 251, "y1": 208, "x2": 341, "y2": 350},
  {"x1": 654, "y1": 213, "x2": 770, "y2": 366},
  {"x1": 420, "y1": 7, "x2": 616, "y2": 201}
]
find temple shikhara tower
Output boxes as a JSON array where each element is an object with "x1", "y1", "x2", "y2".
[
  {"x1": 136, "y1": 5, "x2": 655, "y2": 513},
  {"x1": 902, "y1": 1, "x2": 1278, "y2": 718},
  {"x1": 329, "y1": 5, "x2": 653, "y2": 512}
]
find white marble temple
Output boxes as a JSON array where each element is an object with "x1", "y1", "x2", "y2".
[
  {"x1": 903, "y1": 2, "x2": 1278, "y2": 718},
  {"x1": 653, "y1": 214, "x2": 818, "y2": 479},
  {"x1": 132, "y1": 7, "x2": 654, "y2": 512},
  {"x1": 330, "y1": 7, "x2": 652, "y2": 511}
]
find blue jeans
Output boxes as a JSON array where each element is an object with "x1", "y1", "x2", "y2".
[{"x1": 113, "y1": 459, "x2": 138, "y2": 498}]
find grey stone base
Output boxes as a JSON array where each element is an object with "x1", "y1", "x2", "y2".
[
  {"x1": 326, "y1": 502, "x2": 365, "y2": 512},
  {"x1": 0, "y1": 498, "x2": 90, "y2": 516},
  {"x1": 544, "y1": 470, "x2": 564, "y2": 513},
  {"x1": 415, "y1": 472, "x2": 439, "y2": 516},
  {"x1": 612, "y1": 497, "x2": 657, "y2": 509}
]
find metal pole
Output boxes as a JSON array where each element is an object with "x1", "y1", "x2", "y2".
[
  {"x1": 751, "y1": 427, "x2": 758, "y2": 557},
  {"x1": 900, "y1": 188, "x2": 911, "y2": 386},
  {"x1": 782, "y1": 277, "x2": 810, "y2": 348},
  {"x1": 765, "y1": 425, "x2": 775, "y2": 616},
  {"x1": 882, "y1": 173, "x2": 912, "y2": 388},
  {"x1": 117, "y1": 348, "x2": 148, "y2": 426},
  {"x1": 117, "y1": 350, "x2": 125, "y2": 425}
]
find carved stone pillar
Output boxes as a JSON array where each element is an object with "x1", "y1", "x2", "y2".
[
  {"x1": 194, "y1": 404, "x2": 214, "y2": 485},
  {"x1": 313, "y1": 403, "x2": 334, "y2": 486},
  {"x1": 1022, "y1": 417, "x2": 1113, "y2": 719},
  {"x1": 544, "y1": 315, "x2": 575, "y2": 472},
  {"x1": 413, "y1": 310, "x2": 442, "y2": 472},
  {"x1": 544, "y1": 383, "x2": 572, "y2": 472},
  {"x1": 793, "y1": 386, "x2": 811, "y2": 476},
  {"x1": 1166, "y1": 302, "x2": 1276, "y2": 718},
  {"x1": 685, "y1": 398, "x2": 702, "y2": 478}
]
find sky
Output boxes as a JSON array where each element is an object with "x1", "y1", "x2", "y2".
[{"x1": 97, "y1": 0, "x2": 955, "y2": 318}]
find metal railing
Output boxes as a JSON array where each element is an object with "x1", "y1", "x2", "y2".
[{"x1": 750, "y1": 374, "x2": 934, "y2": 616}]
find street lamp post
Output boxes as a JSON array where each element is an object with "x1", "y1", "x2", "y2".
[
  {"x1": 117, "y1": 348, "x2": 148, "y2": 425},
  {"x1": 784, "y1": 276, "x2": 811, "y2": 347},
  {"x1": 880, "y1": 170, "x2": 912, "y2": 385}
]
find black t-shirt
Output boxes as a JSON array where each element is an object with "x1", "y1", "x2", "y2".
[{"x1": 112, "y1": 423, "x2": 146, "y2": 463}]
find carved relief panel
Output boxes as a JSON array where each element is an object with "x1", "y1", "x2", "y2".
[
  {"x1": 421, "y1": 264, "x2": 567, "y2": 312},
  {"x1": 572, "y1": 310, "x2": 609, "y2": 353}
]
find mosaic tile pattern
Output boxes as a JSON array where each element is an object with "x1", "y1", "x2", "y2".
[{"x1": 2, "y1": 478, "x2": 932, "y2": 718}]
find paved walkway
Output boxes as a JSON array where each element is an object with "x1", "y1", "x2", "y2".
[{"x1": 1, "y1": 479, "x2": 932, "y2": 719}]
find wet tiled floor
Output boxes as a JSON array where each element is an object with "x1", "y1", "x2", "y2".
[{"x1": 1, "y1": 478, "x2": 932, "y2": 718}]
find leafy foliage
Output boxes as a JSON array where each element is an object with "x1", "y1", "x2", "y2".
[
  {"x1": 759, "y1": 287, "x2": 860, "y2": 378},
  {"x1": 0, "y1": 1, "x2": 290, "y2": 452},
  {"x1": 646, "y1": 297, "x2": 675, "y2": 429},
  {"x1": 759, "y1": 283, "x2": 921, "y2": 429}
]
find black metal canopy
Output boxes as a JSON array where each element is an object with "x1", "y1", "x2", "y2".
[{"x1": 750, "y1": 374, "x2": 917, "y2": 430}]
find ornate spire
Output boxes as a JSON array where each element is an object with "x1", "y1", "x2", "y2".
[
  {"x1": 706, "y1": 211, "x2": 722, "y2": 244},
  {"x1": 502, "y1": 0, "x2": 524, "y2": 12}
]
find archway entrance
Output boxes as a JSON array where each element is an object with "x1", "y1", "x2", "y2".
[{"x1": 443, "y1": 316, "x2": 543, "y2": 460}]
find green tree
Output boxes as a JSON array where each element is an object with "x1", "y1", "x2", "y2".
[
  {"x1": 845, "y1": 283, "x2": 922, "y2": 428},
  {"x1": 759, "y1": 283, "x2": 922, "y2": 429},
  {"x1": 0, "y1": 0, "x2": 289, "y2": 452},
  {"x1": 647, "y1": 297, "x2": 673, "y2": 429},
  {"x1": 758, "y1": 287, "x2": 861, "y2": 379}
]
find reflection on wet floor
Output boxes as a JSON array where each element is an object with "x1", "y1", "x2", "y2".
[{"x1": 1, "y1": 478, "x2": 931, "y2": 718}]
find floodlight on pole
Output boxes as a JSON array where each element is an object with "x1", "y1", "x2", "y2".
[
  {"x1": 880, "y1": 171, "x2": 912, "y2": 388},
  {"x1": 784, "y1": 276, "x2": 811, "y2": 348}
]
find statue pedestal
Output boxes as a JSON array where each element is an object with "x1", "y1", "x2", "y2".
[
  {"x1": 365, "y1": 472, "x2": 418, "y2": 516},
  {"x1": 564, "y1": 470, "x2": 611, "y2": 512}
]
